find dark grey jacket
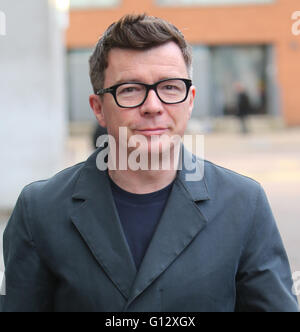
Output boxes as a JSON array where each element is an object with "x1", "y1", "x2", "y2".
[{"x1": 0, "y1": 148, "x2": 298, "y2": 312}]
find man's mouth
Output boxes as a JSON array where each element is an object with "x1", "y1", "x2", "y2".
[{"x1": 134, "y1": 128, "x2": 169, "y2": 136}]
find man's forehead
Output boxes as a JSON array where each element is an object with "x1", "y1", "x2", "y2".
[
  {"x1": 105, "y1": 42, "x2": 188, "y2": 84},
  {"x1": 107, "y1": 42, "x2": 185, "y2": 64}
]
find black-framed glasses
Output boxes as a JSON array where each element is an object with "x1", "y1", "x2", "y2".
[{"x1": 96, "y1": 78, "x2": 192, "y2": 109}]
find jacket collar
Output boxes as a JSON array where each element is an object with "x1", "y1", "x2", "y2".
[
  {"x1": 177, "y1": 146, "x2": 210, "y2": 201},
  {"x1": 71, "y1": 146, "x2": 210, "y2": 304},
  {"x1": 72, "y1": 146, "x2": 210, "y2": 202}
]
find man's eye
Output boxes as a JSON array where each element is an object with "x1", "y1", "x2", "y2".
[
  {"x1": 118, "y1": 86, "x2": 141, "y2": 95},
  {"x1": 121, "y1": 87, "x2": 135, "y2": 93},
  {"x1": 162, "y1": 84, "x2": 180, "y2": 91}
]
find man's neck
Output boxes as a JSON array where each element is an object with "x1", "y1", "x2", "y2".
[
  {"x1": 107, "y1": 143, "x2": 181, "y2": 194},
  {"x1": 108, "y1": 168, "x2": 177, "y2": 194}
]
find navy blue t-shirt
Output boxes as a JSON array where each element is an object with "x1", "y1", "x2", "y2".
[{"x1": 110, "y1": 178, "x2": 173, "y2": 270}]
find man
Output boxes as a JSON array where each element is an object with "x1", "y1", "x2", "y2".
[
  {"x1": 234, "y1": 82, "x2": 252, "y2": 134},
  {"x1": 0, "y1": 14, "x2": 298, "y2": 312}
]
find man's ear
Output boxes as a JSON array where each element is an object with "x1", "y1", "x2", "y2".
[
  {"x1": 188, "y1": 86, "x2": 196, "y2": 119},
  {"x1": 89, "y1": 94, "x2": 107, "y2": 128}
]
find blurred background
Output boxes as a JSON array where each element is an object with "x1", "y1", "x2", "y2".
[{"x1": 0, "y1": 0, "x2": 300, "y2": 303}]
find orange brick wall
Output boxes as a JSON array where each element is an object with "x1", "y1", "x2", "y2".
[{"x1": 66, "y1": 0, "x2": 300, "y2": 126}]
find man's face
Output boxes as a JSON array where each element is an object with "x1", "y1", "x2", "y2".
[{"x1": 90, "y1": 41, "x2": 195, "y2": 156}]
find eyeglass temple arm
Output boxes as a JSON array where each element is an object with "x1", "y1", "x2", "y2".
[{"x1": 96, "y1": 88, "x2": 113, "y2": 95}]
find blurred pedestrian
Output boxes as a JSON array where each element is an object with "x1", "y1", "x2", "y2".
[
  {"x1": 92, "y1": 123, "x2": 107, "y2": 149},
  {"x1": 235, "y1": 82, "x2": 252, "y2": 134}
]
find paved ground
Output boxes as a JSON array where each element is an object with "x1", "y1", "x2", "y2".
[
  {"x1": 1, "y1": 127, "x2": 300, "y2": 305},
  {"x1": 0, "y1": 214, "x2": 9, "y2": 281}
]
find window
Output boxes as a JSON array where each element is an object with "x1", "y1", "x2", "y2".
[
  {"x1": 190, "y1": 45, "x2": 277, "y2": 119},
  {"x1": 67, "y1": 49, "x2": 95, "y2": 123},
  {"x1": 157, "y1": 0, "x2": 274, "y2": 7},
  {"x1": 70, "y1": 0, "x2": 120, "y2": 9},
  {"x1": 210, "y1": 45, "x2": 269, "y2": 116}
]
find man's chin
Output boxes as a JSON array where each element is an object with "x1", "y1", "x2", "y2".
[{"x1": 128, "y1": 137, "x2": 181, "y2": 170}]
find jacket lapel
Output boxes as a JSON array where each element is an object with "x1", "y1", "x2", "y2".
[
  {"x1": 125, "y1": 149, "x2": 210, "y2": 308},
  {"x1": 70, "y1": 147, "x2": 210, "y2": 306},
  {"x1": 70, "y1": 152, "x2": 137, "y2": 300}
]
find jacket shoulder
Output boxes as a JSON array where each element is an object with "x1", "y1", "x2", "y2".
[
  {"x1": 203, "y1": 159, "x2": 261, "y2": 192},
  {"x1": 20, "y1": 161, "x2": 85, "y2": 204}
]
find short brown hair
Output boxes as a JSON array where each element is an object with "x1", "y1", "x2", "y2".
[{"x1": 89, "y1": 14, "x2": 193, "y2": 93}]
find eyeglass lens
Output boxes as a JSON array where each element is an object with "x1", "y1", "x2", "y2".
[{"x1": 115, "y1": 79, "x2": 187, "y2": 107}]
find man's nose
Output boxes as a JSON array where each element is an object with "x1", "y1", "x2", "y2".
[{"x1": 139, "y1": 89, "x2": 164, "y2": 116}]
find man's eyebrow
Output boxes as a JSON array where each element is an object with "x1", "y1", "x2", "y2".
[
  {"x1": 112, "y1": 77, "x2": 182, "y2": 85},
  {"x1": 113, "y1": 78, "x2": 145, "y2": 85}
]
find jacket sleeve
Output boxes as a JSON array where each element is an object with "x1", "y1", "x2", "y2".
[
  {"x1": 235, "y1": 185, "x2": 299, "y2": 312},
  {"x1": 0, "y1": 188, "x2": 56, "y2": 312}
]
